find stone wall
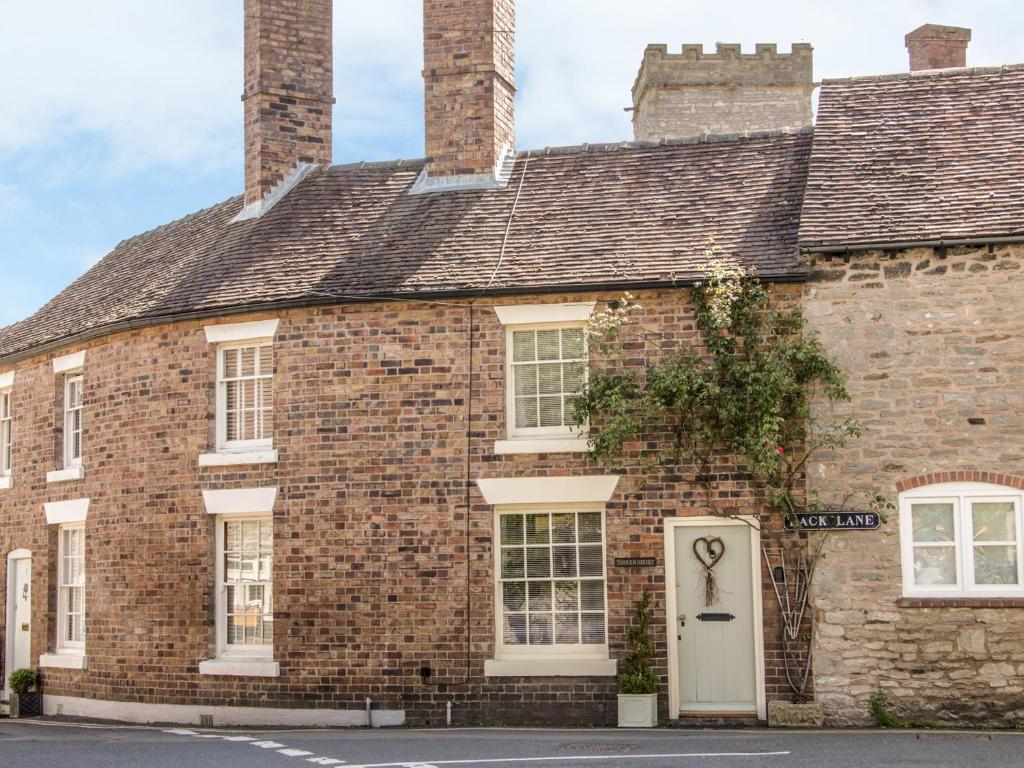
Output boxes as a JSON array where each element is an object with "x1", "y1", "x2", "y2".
[
  {"x1": 0, "y1": 286, "x2": 799, "y2": 725},
  {"x1": 805, "y1": 244, "x2": 1024, "y2": 726},
  {"x1": 631, "y1": 43, "x2": 813, "y2": 141}
]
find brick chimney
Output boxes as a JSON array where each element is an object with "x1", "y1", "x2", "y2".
[
  {"x1": 631, "y1": 43, "x2": 814, "y2": 142},
  {"x1": 242, "y1": 0, "x2": 334, "y2": 211},
  {"x1": 414, "y1": 0, "x2": 516, "y2": 194},
  {"x1": 905, "y1": 24, "x2": 971, "y2": 71}
]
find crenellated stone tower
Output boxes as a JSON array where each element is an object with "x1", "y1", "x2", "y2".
[{"x1": 631, "y1": 42, "x2": 814, "y2": 142}]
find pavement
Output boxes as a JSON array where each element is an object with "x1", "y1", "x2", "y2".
[{"x1": 0, "y1": 719, "x2": 1021, "y2": 768}]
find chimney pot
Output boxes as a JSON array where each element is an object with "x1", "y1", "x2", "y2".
[{"x1": 905, "y1": 24, "x2": 971, "y2": 71}]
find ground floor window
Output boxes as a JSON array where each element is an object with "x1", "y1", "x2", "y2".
[
  {"x1": 217, "y1": 515, "x2": 273, "y2": 656},
  {"x1": 497, "y1": 508, "x2": 607, "y2": 654},
  {"x1": 900, "y1": 482, "x2": 1024, "y2": 597},
  {"x1": 58, "y1": 523, "x2": 85, "y2": 651}
]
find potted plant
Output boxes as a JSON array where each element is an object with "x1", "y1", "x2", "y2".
[
  {"x1": 617, "y1": 592, "x2": 659, "y2": 727},
  {"x1": 8, "y1": 668, "x2": 42, "y2": 718}
]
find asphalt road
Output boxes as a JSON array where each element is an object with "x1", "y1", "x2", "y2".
[{"x1": 0, "y1": 720, "x2": 1021, "y2": 768}]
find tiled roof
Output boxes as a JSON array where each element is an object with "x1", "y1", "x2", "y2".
[
  {"x1": 799, "y1": 64, "x2": 1024, "y2": 250},
  {"x1": 0, "y1": 131, "x2": 811, "y2": 362}
]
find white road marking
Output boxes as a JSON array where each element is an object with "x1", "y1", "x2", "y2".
[
  {"x1": 279, "y1": 749, "x2": 315, "y2": 757},
  {"x1": 223, "y1": 735, "x2": 257, "y2": 741},
  {"x1": 252, "y1": 740, "x2": 287, "y2": 749},
  {"x1": 163, "y1": 728, "x2": 346, "y2": 765},
  {"x1": 340, "y1": 753, "x2": 791, "y2": 768},
  {"x1": 164, "y1": 728, "x2": 199, "y2": 736},
  {"x1": 306, "y1": 759, "x2": 346, "y2": 765}
]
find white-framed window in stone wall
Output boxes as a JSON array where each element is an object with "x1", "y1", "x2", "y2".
[
  {"x1": 201, "y1": 320, "x2": 279, "y2": 467},
  {"x1": 58, "y1": 523, "x2": 86, "y2": 654},
  {"x1": 493, "y1": 303, "x2": 595, "y2": 455},
  {"x1": 900, "y1": 482, "x2": 1024, "y2": 598},
  {"x1": 216, "y1": 515, "x2": 274, "y2": 659}
]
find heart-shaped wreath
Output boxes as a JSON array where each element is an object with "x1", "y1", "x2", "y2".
[{"x1": 692, "y1": 536, "x2": 726, "y2": 607}]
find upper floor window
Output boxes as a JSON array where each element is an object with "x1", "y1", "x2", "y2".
[
  {"x1": 0, "y1": 387, "x2": 12, "y2": 478},
  {"x1": 218, "y1": 343, "x2": 274, "y2": 449},
  {"x1": 900, "y1": 482, "x2": 1024, "y2": 597},
  {"x1": 493, "y1": 303, "x2": 595, "y2": 453},
  {"x1": 58, "y1": 523, "x2": 86, "y2": 652},
  {"x1": 64, "y1": 374, "x2": 84, "y2": 467}
]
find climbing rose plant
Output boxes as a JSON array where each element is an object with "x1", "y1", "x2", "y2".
[{"x1": 574, "y1": 249, "x2": 889, "y2": 698}]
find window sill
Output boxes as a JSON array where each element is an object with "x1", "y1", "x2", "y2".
[
  {"x1": 46, "y1": 466, "x2": 85, "y2": 484},
  {"x1": 199, "y1": 659, "x2": 280, "y2": 677},
  {"x1": 39, "y1": 653, "x2": 87, "y2": 670},
  {"x1": 494, "y1": 438, "x2": 590, "y2": 455},
  {"x1": 897, "y1": 597, "x2": 1024, "y2": 609},
  {"x1": 198, "y1": 450, "x2": 279, "y2": 467},
  {"x1": 484, "y1": 658, "x2": 616, "y2": 677},
  {"x1": 0, "y1": 476, "x2": 10, "y2": 490}
]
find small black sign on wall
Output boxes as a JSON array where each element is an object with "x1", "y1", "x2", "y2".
[
  {"x1": 783, "y1": 511, "x2": 881, "y2": 532},
  {"x1": 614, "y1": 557, "x2": 658, "y2": 568}
]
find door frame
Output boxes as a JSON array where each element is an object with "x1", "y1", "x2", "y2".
[
  {"x1": 4, "y1": 549, "x2": 32, "y2": 700},
  {"x1": 663, "y1": 516, "x2": 766, "y2": 721}
]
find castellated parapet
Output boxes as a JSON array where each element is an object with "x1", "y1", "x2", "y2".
[{"x1": 631, "y1": 42, "x2": 814, "y2": 141}]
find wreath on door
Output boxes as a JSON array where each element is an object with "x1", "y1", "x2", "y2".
[{"x1": 692, "y1": 536, "x2": 726, "y2": 607}]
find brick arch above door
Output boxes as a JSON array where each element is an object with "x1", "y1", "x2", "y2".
[{"x1": 896, "y1": 470, "x2": 1024, "y2": 493}]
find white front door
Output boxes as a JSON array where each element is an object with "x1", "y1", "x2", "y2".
[
  {"x1": 673, "y1": 522, "x2": 758, "y2": 715},
  {"x1": 6, "y1": 556, "x2": 32, "y2": 696}
]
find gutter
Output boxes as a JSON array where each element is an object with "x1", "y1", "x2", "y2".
[
  {"x1": 801, "y1": 234, "x2": 1024, "y2": 255},
  {"x1": 0, "y1": 273, "x2": 807, "y2": 368}
]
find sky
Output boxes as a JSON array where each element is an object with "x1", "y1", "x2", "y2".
[{"x1": 1, "y1": 0, "x2": 1021, "y2": 327}]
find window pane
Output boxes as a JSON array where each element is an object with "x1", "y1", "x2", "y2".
[
  {"x1": 555, "y1": 614, "x2": 579, "y2": 644},
  {"x1": 504, "y1": 613, "x2": 527, "y2": 645},
  {"x1": 913, "y1": 546, "x2": 957, "y2": 585},
  {"x1": 500, "y1": 548, "x2": 524, "y2": 579},
  {"x1": 528, "y1": 581, "x2": 552, "y2": 611},
  {"x1": 551, "y1": 514, "x2": 575, "y2": 544},
  {"x1": 561, "y1": 328, "x2": 585, "y2": 359},
  {"x1": 526, "y1": 547, "x2": 551, "y2": 578},
  {"x1": 500, "y1": 515, "x2": 524, "y2": 546},
  {"x1": 578, "y1": 545, "x2": 604, "y2": 577},
  {"x1": 973, "y1": 502, "x2": 1017, "y2": 542},
  {"x1": 581, "y1": 612, "x2": 606, "y2": 644},
  {"x1": 529, "y1": 614, "x2": 553, "y2": 645},
  {"x1": 240, "y1": 347, "x2": 256, "y2": 377},
  {"x1": 554, "y1": 581, "x2": 578, "y2": 611},
  {"x1": 503, "y1": 582, "x2": 526, "y2": 612},
  {"x1": 538, "y1": 363, "x2": 562, "y2": 395},
  {"x1": 580, "y1": 580, "x2": 605, "y2": 611},
  {"x1": 974, "y1": 545, "x2": 1018, "y2": 585},
  {"x1": 911, "y1": 503, "x2": 955, "y2": 543},
  {"x1": 514, "y1": 365, "x2": 537, "y2": 397},
  {"x1": 536, "y1": 329, "x2": 561, "y2": 361},
  {"x1": 538, "y1": 396, "x2": 563, "y2": 427},
  {"x1": 515, "y1": 397, "x2": 538, "y2": 429},
  {"x1": 577, "y1": 513, "x2": 602, "y2": 543},
  {"x1": 563, "y1": 361, "x2": 585, "y2": 394},
  {"x1": 223, "y1": 349, "x2": 239, "y2": 378},
  {"x1": 552, "y1": 546, "x2": 577, "y2": 578},
  {"x1": 258, "y1": 345, "x2": 273, "y2": 376},
  {"x1": 526, "y1": 515, "x2": 550, "y2": 544},
  {"x1": 512, "y1": 330, "x2": 536, "y2": 362}
]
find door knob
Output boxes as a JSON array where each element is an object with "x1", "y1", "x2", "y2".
[{"x1": 679, "y1": 614, "x2": 686, "y2": 626}]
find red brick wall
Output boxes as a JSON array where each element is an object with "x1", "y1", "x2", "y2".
[{"x1": 0, "y1": 287, "x2": 800, "y2": 725}]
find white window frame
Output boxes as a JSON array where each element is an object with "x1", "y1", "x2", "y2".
[
  {"x1": 900, "y1": 482, "x2": 1024, "y2": 598},
  {"x1": 492, "y1": 502, "x2": 609, "y2": 662},
  {"x1": 57, "y1": 522, "x2": 86, "y2": 655},
  {"x1": 215, "y1": 341, "x2": 274, "y2": 452},
  {"x1": 63, "y1": 373, "x2": 84, "y2": 468},
  {"x1": 0, "y1": 386, "x2": 12, "y2": 479},
  {"x1": 215, "y1": 514, "x2": 274, "y2": 660},
  {"x1": 504, "y1": 323, "x2": 589, "y2": 441}
]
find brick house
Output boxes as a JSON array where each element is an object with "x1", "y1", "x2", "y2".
[{"x1": 1, "y1": 2, "x2": 1022, "y2": 727}]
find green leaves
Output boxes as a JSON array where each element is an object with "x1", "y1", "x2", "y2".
[
  {"x1": 580, "y1": 257, "x2": 863, "y2": 519},
  {"x1": 619, "y1": 591, "x2": 659, "y2": 695}
]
